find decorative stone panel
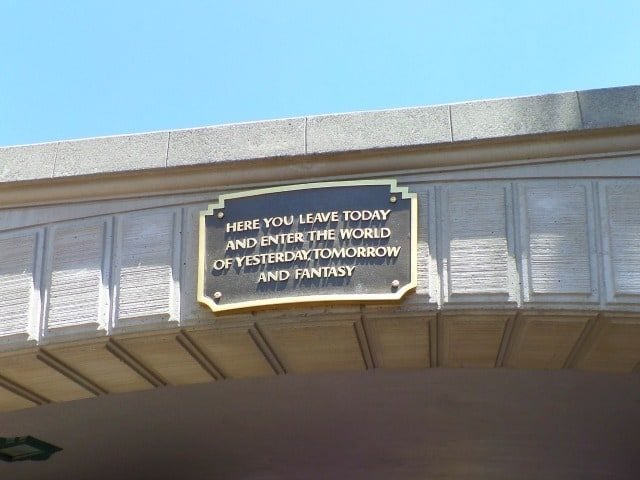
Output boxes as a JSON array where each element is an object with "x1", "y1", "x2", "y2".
[
  {"x1": 518, "y1": 182, "x2": 598, "y2": 304},
  {"x1": 441, "y1": 183, "x2": 515, "y2": 303},
  {"x1": 600, "y1": 182, "x2": 640, "y2": 304},
  {"x1": 0, "y1": 230, "x2": 41, "y2": 343},
  {"x1": 43, "y1": 219, "x2": 111, "y2": 337},
  {"x1": 112, "y1": 209, "x2": 181, "y2": 329}
]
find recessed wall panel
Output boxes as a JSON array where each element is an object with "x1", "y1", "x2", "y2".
[
  {"x1": 519, "y1": 183, "x2": 597, "y2": 303},
  {"x1": 0, "y1": 231, "x2": 39, "y2": 340},
  {"x1": 601, "y1": 182, "x2": 640, "y2": 303},
  {"x1": 45, "y1": 220, "x2": 110, "y2": 335},
  {"x1": 443, "y1": 185, "x2": 512, "y2": 302},
  {"x1": 114, "y1": 209, "x2": 179, "y2": 327}
]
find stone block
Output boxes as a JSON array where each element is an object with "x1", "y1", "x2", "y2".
[
  {"x1": 451, "y1": 92, "x2": 582, "y2": 141},
  {"x1": 306, "y1": 106, "x2": 450, "y2": 154},
  {"x1": 54, "y1": 132, "x2": 168, "y2": 177},
  {"x1": 578, "y1": 85, "x2": 640, "y2": 129},
  {"x1": 0, "y1": 142, "x2": 57, "y2": 182},
  {"x1": 167, "y1": 118, "x2": 305, "y2": 166}
]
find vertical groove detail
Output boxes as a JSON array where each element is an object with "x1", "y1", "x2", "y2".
[
  {"x1": 354, "y1": 315, "x2": 375, "y2": 369},
  {"x1": 176, "y1": 331, "x2": 225, "y2": 380},
  {"x1": 105, "y1": 339, "x2": 166, "y2": 387},
  {"x1": 250, "y1": 323, "x2": 286, "y2": 374},
  {"x1": 37, "y1": 349, "x2": 107, "y2": 396},
  {"x1": 0, "y1": 373, "x2": 50, "y2": 405}
]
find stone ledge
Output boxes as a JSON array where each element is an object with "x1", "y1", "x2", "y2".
[
  {"x1": 450, "y1": 92, "x2": 582, "y2": 141},
  {"x1": 578, "y1": 85, "x2": 640, "y2": 129},
  {"x1": 167, "y1": 118, "x2": 306, "y2": 167},
  {"x1": 0, "y1": 143, "x2": 57, "y2": 182},
  {"x1": 1, "y1": 85, "x2": 639, "y2": 184}
]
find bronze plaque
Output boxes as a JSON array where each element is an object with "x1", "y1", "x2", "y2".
[{"x1": 198, "y1": 180, "x2": 417, "y2": 312}]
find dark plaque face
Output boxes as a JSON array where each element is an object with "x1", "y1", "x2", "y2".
[{"x1": 198, "y1": 180, "x2": 417, "y2": 312}]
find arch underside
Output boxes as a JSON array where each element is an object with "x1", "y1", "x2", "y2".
[{"x1": 0, "y1": 306, "x2": 639, "y2": 413}]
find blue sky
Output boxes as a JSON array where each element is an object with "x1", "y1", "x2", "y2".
[{"x1": 1, "y1": 1, "x2": 639, "y2": 146}]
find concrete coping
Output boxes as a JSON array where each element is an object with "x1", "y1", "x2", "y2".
[{"x1": 1, "y1": 85, "x2": 639, "y2": 184}]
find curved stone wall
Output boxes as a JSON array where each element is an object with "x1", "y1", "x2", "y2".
[
  {"x1": 2, "y1": 159, "x2": 640, "y2": 346},
  {"x1": 1, "y1": 86, "x2": 639, "y2": 412}
]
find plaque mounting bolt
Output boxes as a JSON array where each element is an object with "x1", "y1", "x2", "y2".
[
  {"x1": 213, "y1": 291, "x2": 222, "y2": 300},
  {"x1": 389, "y1": 195, "x2": 397, "y2": 203},
  {"x1": 391, "y1": 279, "x2": 400, "y2": 288},
  {"x1": 216, "y1": 211, "x2": 224, "y2": 219}
]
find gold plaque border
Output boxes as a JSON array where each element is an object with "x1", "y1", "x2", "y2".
[{"x1": 198, "y1": 179, "x2": 418, "y2": 313}]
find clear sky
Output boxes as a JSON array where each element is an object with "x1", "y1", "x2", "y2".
[{"x1": 1, "y1": 0, "x2": 639, "y2": 147}]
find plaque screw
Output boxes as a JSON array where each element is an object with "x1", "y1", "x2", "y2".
[
  {"x1": 217, "y1": 211, "x2": 224, "y2": 219},
  {"x1": 391, "y1": 279, "x2": 400, "y2": 288},
  {"x1": 390, "y1": 195, "x2": 397, "y2": 203},
  {"x1": 213, "y1": 291, "x2": 222, "y2": 300}
]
